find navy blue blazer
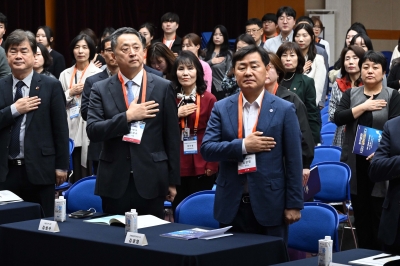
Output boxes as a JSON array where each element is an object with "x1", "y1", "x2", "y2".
[
  {"x1": 201, "y1": 91, "x2": 303, "y2": 226},
  {"x1": 369, "y1": 116, "x2": 400, "y2": 246}
]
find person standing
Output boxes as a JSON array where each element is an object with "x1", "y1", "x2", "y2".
[
  {"x1": 153, "y1": 12, "x2": 182, "y2": 56},
  {"x1": 261, "y1": 13, "x2": 278, "y2": 43}
]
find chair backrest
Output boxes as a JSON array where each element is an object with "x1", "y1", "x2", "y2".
[
  {"x1": 381, "y1": 51, "x2": 392, "y2": 75},
  {"x1": 63, "y1": 176, "x2": 103, "y2": 213},
  {"x1": 175, "y1": 190, "x2": 218, "y2": 228},
  {"x1": 288, "y1": 202, "x2": 339, "y2": 253},
  {"x1": 69, "y1": 138, "x2": 74, "y2": 155},
  {"x1": 321, "y1": 122, "x2": 337, "y2": 134},
  {"x1": 321, "y1": 132, "x2": 334, "y2": 146},
  {"x1": 321, "y1": 106, "x2": 329, "y2": 115},
  {"x1": 321, "y1": 113, "x2": 329, "y2": 126},
  {"x1": 201, "y1": 32, "x2": 212, "y2": 49},
  {"x1": 313, "y1": 161, "x2": 351, "y2": 203},
  {"x1": 311, "y1": 145, "x2": 341, "y2": 166}
]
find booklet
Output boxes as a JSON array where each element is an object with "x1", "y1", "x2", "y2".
[
  {"x1": 0, "y1": 190, "x2": 23, "y2": 203},
  {"x1": 303, "y1": 166, "x2": 321, "y2": 201},
  {"x1": 83, "y1": 214, "x2": 170, "y2": 229},
  {"x1": 349, "y1": 253, "x2": 400, "y2": 265},
  {"x1": 352, "y1": 125, "x2": 382, "y2": 157},
  {"x1": 160, "y1": 226, "x2": 233, "y2": 240}
]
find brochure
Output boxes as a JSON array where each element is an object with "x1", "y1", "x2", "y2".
[
  {"x1": 0, "y1": 190, "x2": 23, "y2": 203},
  {"x1": 84, "y1": 214, "x2": 170, "y2": 229},
  {"x1": 352, "y1": 125, "x2": 382, "y2": 157},
  {"x1": 160, "y1": 226, "x2": 232, "y2": 240}
]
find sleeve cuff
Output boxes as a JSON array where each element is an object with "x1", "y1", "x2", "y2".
[
  {"x1": 10, "y1": 104, "x2": 20, "y2": 118},
  {"x1": 241, "y1": 139, "x2": 247, "y2": 154}
]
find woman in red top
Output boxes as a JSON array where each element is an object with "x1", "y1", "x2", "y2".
[{"x1": 170, "y1": 51, "x2": 218, "y2": 212}]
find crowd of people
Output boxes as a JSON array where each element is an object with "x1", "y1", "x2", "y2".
[{"x1": 0, "y1": 5, "x2": 399, "y2": 255}]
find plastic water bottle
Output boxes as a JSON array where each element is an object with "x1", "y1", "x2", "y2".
[
  {"x1": 318, "y1": 236, "x2": 333, "y2": 266},
  {"x1": 54, "y1": 196, "x2": 66, "y2": 222},
  {"x1": 125, "y1": 209, "x2": 138, "y2": 234}
]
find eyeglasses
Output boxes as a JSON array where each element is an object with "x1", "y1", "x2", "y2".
[
  {"x1": 245, "y1": 28, "x2": 261, "y2": 34},
  {"x1": 278, "y1": 16, "x2": 294, "y2": 21},
  {"x1": 263, "y1": 20, "x2": 275, "y2": 25},
  {"x1": 104, "y1": 48, "x2": 113, "y2": 53}
]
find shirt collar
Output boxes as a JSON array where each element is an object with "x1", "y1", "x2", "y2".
[
  {"x1": 120, "y1": 68, "x2": 144, "y2": 86},
  {"x1": 106, "y1": 68, "x2": 113, "y2": 77},
  {"x1": 280, "y1": 31, "x2": 293, "y2": 43},
  {"x1": 242, "y1": 90, "x2": 265, "y2": 108},
  {"x1": 12, "y1": 70, "x2": 34, "y2": 88}
]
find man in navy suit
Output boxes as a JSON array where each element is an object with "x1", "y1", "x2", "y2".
[
  {"x1": 86, "y1": 27, "x2": 179, "y2": 218},
  {"x1": 201, "y1": 45, "x2": 303, "y2": 243},
  {"x1": 369, "y1": 116, "x2": 400, "y2": 253}
]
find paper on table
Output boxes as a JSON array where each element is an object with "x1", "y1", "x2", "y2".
[
  {"x1": 0, "y1": 190, "x2": 23, "y2": 203},
  {"x1": 349, "y1": 253, "x2": 400, "y2": 266},
  {"x1": 84, "y1": 214, "x2": 170, "y2": 229}
]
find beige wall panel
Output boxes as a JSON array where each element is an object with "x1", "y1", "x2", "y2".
[{"x1": 305, "y1": 0, "x2": 324, "y2": 10}]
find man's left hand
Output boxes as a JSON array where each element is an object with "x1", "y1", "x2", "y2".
[
  {"x1": 55, "y1": 170, "x2": 67, "y2": 186},
  {"x1": 166, "y1": 185, "x2": 177, "y2": 202},
  {"x1": 284, "y1": 209, "x2": 301, "y2": 225}
]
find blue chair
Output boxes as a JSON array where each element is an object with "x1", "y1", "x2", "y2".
[
  {"x1": 201, "y1": 32, "x2": 212, "y2": 49},
  {"x1": 313, "y1": 162, "x2": 357, "y2": 249},
  {"x1": 321, "y1": 132, "x2": 334, "y2": 146},
  {"x1": 321, "y1": 113, "x2": 329, "y2": 126},
  {"x1": 63, "y1": 176, "x2": 103, "y2": 213},
  {"x1": 321, "y1": 122, "x2": 337, "y2": 134},
  {"x1": 311, "y1": 146, "x2": 341, "y2": 167},
  {"x1": 381, "y1": 51, "x2": 392, "y2": 75},
  {"x1": 55, "y1": 138, "x2": 74, "y2": 191},
  {"x1": 320, "y1": 106, "x2": 329, "y2": 115},
  {"x1": 175, "y1": 190, "x2": 218, "y2": 228},
  {"x1": 288, "y1": 202, "x2": 339, "y2": 253}
]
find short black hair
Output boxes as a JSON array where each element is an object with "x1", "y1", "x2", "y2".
[
  {"x1": 0, "y1": 12, "x2": 7, "y2": 29},
  {"x1": 101, "y1": 27, "x2": 115, "y2": 39},
  {"x1": 232, "y1": 45, "x2": 270, "y2": 69},
  {"x1": 36, "y1": 42, "x2": 53, "y2": 69},
  {"x1": 349, "y1": 33, "x2": 374, "y2": 51},
  {"x1": 109, "y1": 27, "x2": 146, "y2": 52},
  {"x1": 245, "y1": 18, "x2": 262, "y2": 29},
  {"x1": 100, "y1": 36, "x2": 112, "y2": 52},
  {"x1": 139, "y1": 23, "x2": 156, "y2": 38},
  {"x1": 36, "y1": 26, "x2": 54, "y2": 46},
  {"x1": 276, "y1": 6, "x2": 296, "y2": 19},
  {"x1": 276, "y1": 42, "x2": 305, "y2": 74},
  {"x1": 69, "y1": 34, "x2": 96, "y2": 61},
  {"x1": 359, "y1": 50, "x2": 387, "y2": 74},
  {"x1": 261, "y1": 13, "x2": 277, "y2": 24},
  {"x1": 5, "y1": 29, "x2": 37, "y2": 54},
  {"x1": 234, "y1": 34, "x2": 256, "y2": 51},
  {"x1": 161, "y1": 12, "x2": 180, "y2": 24},
  {"x1": 296, "y1": 16, "x2": 313, "y2": 26}
]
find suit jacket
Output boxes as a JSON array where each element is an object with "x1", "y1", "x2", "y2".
[
  {"x1": 153, "y1": 35, "x2": 182, "y2": 55},
  {"x1": 48, "y1": 49, "x2": 66, "y2": 79},
  {"x1": 0, "y1": 72, "x2": 69, "y2": 184},
  {"x1": 144, "y1": 65, "x2": 163, "y2": 77},
  {"x1": 200, "y1": 91, "x2": 303, "y2": 226},
  {"x1": 86, "y1": 71, "x2": 180, "y2": 199},
  {"x1": 0, "y1": 46, "x2": 11, "y2": 79},
  {"x1": 369, "y1": 116, "x2": 400, "y2": 246}
]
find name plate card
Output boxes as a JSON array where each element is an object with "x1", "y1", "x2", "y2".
[
  {"x1": 38, "y1": 219, "x2": 60, "y2": 233},
  {"x1": 124, "y1": 232, "x2": 148, "y2": 246}
]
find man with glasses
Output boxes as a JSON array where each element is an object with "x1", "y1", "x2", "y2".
[
  {"x1": 263, "y1": 6, "x2": 296, "y2": 53},
  {"x1": 261, "y1": 13, "x2": 278, "y2": 43},
  {"x1": 245, "y1": 18, "x2": 264, "y2": 47}
]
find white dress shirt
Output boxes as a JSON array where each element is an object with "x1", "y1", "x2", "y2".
[
  {"x1": 120, "y1": 68, "x2": 144, "y2": 101},
  {"x1": 263, "y1": 31, "x2": 294, "y2": 53}
]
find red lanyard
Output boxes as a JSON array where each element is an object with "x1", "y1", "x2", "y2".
[
  {"x1": 163, "y1": 35, "x2": 176, "y2": 49},
  {"x1": 238, "y1": 91, "x2": 264, "y2": 138},
  {"x1": 180, "y1": 94, "x2": 201, "y2": 134},
  {"x1": 117, "y1": 70, "x2": 147, "y2": 108},
  {"x1": 271, "y1": 83, "x2": 279, "y2": 95}
]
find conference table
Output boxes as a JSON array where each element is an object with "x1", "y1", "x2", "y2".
[
  {"x1": 0, "y1": 201, "x2": 42, "y2": 225},
  {"x1": 0, "y1": 217, "x2": 289, "y2": 266}
]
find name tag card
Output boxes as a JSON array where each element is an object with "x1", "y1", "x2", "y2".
[
  {"x1": 124, "y1": 232, "x2": 148, "y2": 246},
  {"x1": 38, "y1": 219, "x2": 60, "y2": 233},
  {"x1": 183, "y1": 136, "x2": 198, "y2": 154},
  {"x1": 69, "y1": 104, "x2": 80, "y2": 119},
  {"x1": 123, "y1": 121, "x2": 146, "y2": 144},
  {"x1": 181, "y1": 128, "x2": 190, "y2": 141},
  {"x1": 238, "y1": 154, "x2": 257, "y2": 174}
]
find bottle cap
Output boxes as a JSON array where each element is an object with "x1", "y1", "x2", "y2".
[
  {"x1": 131, "y1": 209, "x2": 136, "y2": 213},
  {"x1": 325, "y1": 236, "x2": 331, "y2": 240},
  {"x1": 59, "y1": 196, "x2": 64, "y2": 200}
]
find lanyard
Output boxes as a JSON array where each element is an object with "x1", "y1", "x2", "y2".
[
  {"x1": 180, "y1": 93, "x2": 201, "y2": 134},
  {"x1": 69, "y1": 64, "x2": 89, "y2": 89},
  {"x1": 238, "y1": 91, "x2": 264, "y2": 139},
  {"x1": 271, "y1": 83, "x2": 279, "y2": 95},
  {"x1": 163, "y1": 36, "x2": 176, "y2": 49},
  {"x1": 117, "y1": 70, "x2": 147, "y2": 108}
]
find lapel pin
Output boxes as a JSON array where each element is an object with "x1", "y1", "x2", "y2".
[
  {"x1": 293, "y1": 87, "x2": 297, "y2": 90},
  {"x1": 36, "y1": 86, "x2": 39, "y2": 90},
  {"x1": 269, "y1": 109, "x2": 273, "y2": 112}
]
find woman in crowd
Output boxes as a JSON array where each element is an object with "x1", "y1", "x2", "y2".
[
  {"x1": 349, "y1": 33, "x2": 373, "y2": 52},
  {"x1": 204, "y1": 25, "x2": 232, "y2": 100},
  {"x1": 79, "y1": 28, "x2": 105, "y2": 68},
  {"x1": 311, "y1": 16, "x2": 330, "y2": 65},
  {"x1": 329, "y1": 46, "x2": 365, "y2": 147},
  {"x1": 266, "y1": 52, "x2": 314, "y2": 186},
  {"x1": 100, "y1": 27, "x2": 115, "y2": 42},
  {"x1": 170, "y1": 51, "x2": 218, "y2": 212},
  {"x1": 387, "y1": 57, "x2": 400, "y2": 90},
  {"x1": 181, "y1": 33, "x2": 212, "y2": 93},
  {"x1": 139, "y1": 23, "x2": 156, "y2": 64},
  {"x1": 221, "y1": 34, "x2": 256, "y2": 96},
  {"x1": 276, "y1": 42, "x2": 321, "y2": 144},
  {"x1": 293, "y1": 23, "x2": 327, "y2": 106},
  {"x1": 33, "y1": 43, "x2": 56, "y2": 79},
  {"x1": 146, "y1": 42, "x2": 176, "y2": 80},
  {"x1": 59, "y1": 34, "x2": 102, "y2": 183},
  {"x1": 36, "y1": 25, "x2": 66, "y2": 79},
  {"x1": 334, "y1": 51, "x2": 400, "y2": 249},
  {"x1": 390, "y1": 38, "x2": 400, "y2": 68}
]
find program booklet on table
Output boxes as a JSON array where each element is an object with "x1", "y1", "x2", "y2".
[
  {"x1": 160, "y1": 226, "x2": 233, "y2": 240},
  {"x1": 349, "y1": 253, "x2": 400, "y2": 265},
  {"x1": 0, "y1": 190, "x2": 23, "y2": 203},
  {"x1": 83, "y1": 215, "x2": 170, "y2": 229},
  {"x1": 352, "y1": 125, "x2": 382, "y2": 157}
]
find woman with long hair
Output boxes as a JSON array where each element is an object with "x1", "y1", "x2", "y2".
[
  {"x1": 139, "y1": 23, "x2": 156, "y2": 64},
  {"x1": 33, "y1": 43, "x2": 56, "y2": 79},
  {"x1": 146, "y1": 42, "x2": 176, "y2": 80}
]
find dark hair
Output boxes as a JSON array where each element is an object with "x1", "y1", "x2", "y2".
[
  {"x1": 161, "y1": 12, "x2": 180, "y2": 24},
  {"x1": 276, "y1": 42, "x2": 305, "y2": 74},
  {"x1": 205, "y1": 25, "x2": 230, "y2": 61},
  {"x1": 245, "y1": 18, "x2": 262, "y2": 29},
  {"x1": 0, "y1": 12, "x2": 7, "y2": 29},
  {"x1": 359, "y1": 50, "x2": 387, "y2": 74},
  {"x1": 101, "y1": 27, "x2": 115, "y2": 39},
  {"x1": 267, "y1": 52, "x2": 286, "y2": 83},
  {"x1": 100, "y1": 36, "x2": 112, "y2": 52},
  {"x1": 110, "y1": 27, "x2": 146, "y2": 52},
  {"x1": 80, "y1": 28, "x2": 98, "y2": 49},
  {"x1": 232, "y1": 45, "x2": 269, "y2": 69},
  {"x1": 344, "y1": 22, "x2": 368, "y2": 48},
  {"x1": 276, "y1": 6, "x2": 296, "y2": 19},
  {"x1": 293, "y1": 23, "x2": 316, "y2": 62},
  {"x1": 339, "y1": 45, "x2": 365, "y2": 86},
  {"x1": 69, "y1": 34, "x2": 96, "y2": 61},
  {"x1": 36, "y1": 26, "x2": 54, "y2": 46},
  {"x1": 5, "y1": 29, "x2": 36, "y2": 54},
  {"x1": 171, "y1": 51, "x2": 206, "y2": 95},
  {"x1": 311, "y1": 17, "x2": 324, "y2": 30},
  {"x1": 146, "y1": 42, "x2": 176, "y2": 78},
  {"x1": 296, "y1": 16, "x2": 314, "y2": 26},
  {"x1": 182, "y1": 33, "x2": 203, "y2": 57},
  {"x1": 139, "y1": 23, "x2": 156, "y2": 38},
  {"x1": 398, "y1": 37, "x2": 400, "y2": 53},
  {"x1": 261, "y1": 13, "x2": 277, "y2": 24},
  {"x1": 36, "y1": 42, "x2": 53, "y2": 69},
  {"x1": 234, "y1": 34, "x2": 256, "y2": 51},
  {"x1": 349, "y1": 33, "x2": 374, "y2": 51}
]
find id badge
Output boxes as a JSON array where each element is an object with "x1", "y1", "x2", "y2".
[
  {"x1": 69, "y1": 104, "x2": 80, "y2": 119},
  {"x1": 238, "y1": 154, "x2": 257, "y2": 174},
  {"x1": 122, "y1": 121, "x2": 146, "y2": 144},
  {"x1": 181, "y1": 128, "x2": 190, "y2": 141},
  {"x1": 183, "y1": 135, "x2": 198, "y2": 154}
]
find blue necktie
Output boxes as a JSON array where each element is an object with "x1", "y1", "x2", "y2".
[
  {"x1": 126, "y1": 81, "x2": 134, "y2": 105},
  {"x1": 9, "y1": 81, "x2": 25, "y2": 158}
]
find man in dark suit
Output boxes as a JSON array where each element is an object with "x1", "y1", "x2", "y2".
[
  {"x1": 201, "y1": 45, "x2": 303, "y2": 243},
  {"x1": 369, "y1": 116, "x2": 400, "y2": 253},
  {"x1": 153, "y1": 12, "x2": 182, "y2": 56},
  {"x1": 87, "y1": 27, "x2": 180, "y2": 218},
  {"x1": 0, "y1": 29, "x2": 69, "y2": 217}
]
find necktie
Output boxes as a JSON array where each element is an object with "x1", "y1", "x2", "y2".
[
  {"x1": 9, "y1": 81, "x2": 25, "y2": 158},
  {"x1": 126, "y1": 81, "x2": 134, "y2": 105}
]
